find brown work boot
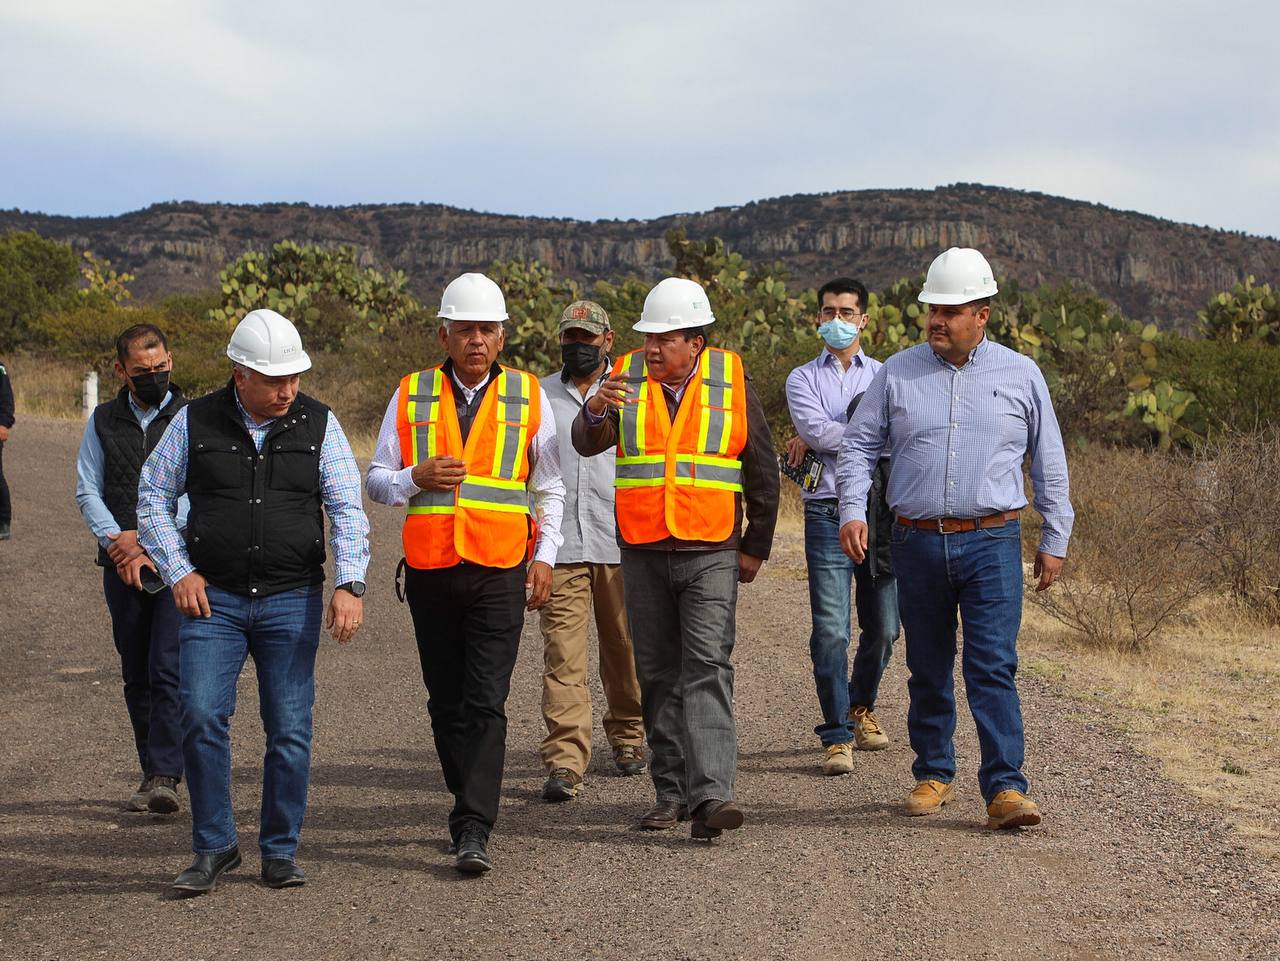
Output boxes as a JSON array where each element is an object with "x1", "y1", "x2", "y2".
[
  {"x1": 850, "y1": 705, "x2": 889, "y2": 751},
  {"x1": 147, "y1": 776, "x2": 181, "y2": 814},
  {"x1": 905, "y1": 779, "x2": 955, "y2": 816},
  {"x1": 986, "y1": 790, "x2": 1042, "y2": 829},
  {"x1": 638, "y1": 799, "x2": 688, "y2": 830},
  {"x1": 690, "y1": 799, "x2": 744, "y2": 840},
  {"x1": 612, "y1": 744, "x2": 647, "y2": 777},
  {"x1": 821, "y1": 742, "x2": 854, "y2": 776},
  {"x1": 542, "y1": 768, "x2": 583, "y2": 803},
  {"x1": 126, "y1": 777, "x2": 153, "y2": 812}
]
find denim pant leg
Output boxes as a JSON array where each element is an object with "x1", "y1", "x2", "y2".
[
  {"x1": 622, "y1": 550, "x2": 686, "y2": 803},
  {"x1": 955, "y1": 522, "x2": 1029, "y2": 801},
  {"x1": 103, "y1": 566, "x2": 154, "y2": 775},
  {"x1": 250, "y1": 585, "x2": 323, "y2": 861},
  {"x1": 848, "y1": 567, "x2": 900, "y2": 710},
  {"x1": 179, "y1": 587, "x2": 251, "y2": 855},
  {"x1": 146, "y1": 588, "x2": 184, "y2": 779},
  {"x1": 674, "y1": 549, "x2": 740, "y2": 810},
  {"x1": 803, "y1": 500, "x2": 855, "y2": 746},
  {"x1": 891, "y1": 525, "x2": 960, "y2": 786}
]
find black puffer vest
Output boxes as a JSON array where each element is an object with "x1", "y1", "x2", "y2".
[
  {"x1": 184, "y1": 381, "x2": 329, "y2": 598},
  {"x1": 92, "y1": 385, "x2": 186, "y2": 565}
]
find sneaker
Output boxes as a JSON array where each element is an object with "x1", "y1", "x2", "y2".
[
  {"x1": 0, "y1": 521, "x2": 10, "y2": 541},
  {"x1": 821, "y1": 742, "x2": 854, "y2": 776},
  {"x1": 147, "y1": 776, "x2": 181, "y2": 814},
  {"x1": 126, "y1": 777, "x2": 153, "y2": 812},
  {"x1": 986, "y1": 790, "x2": 1042, "y2": 830},
  {"x1": 612, "y1": 743, "x2": 647, "y2": 776},
  {"x1": 455, "y1": 826, "x2": 492, "y2": 874},
  {"x1": 905, "y1": 779, "x2": 955, "y2": 816},
  {"x1": 542, "y1": 768, "x2": 583, "y2": 802},
  {"x1": 850, "y1": 705, "x2": 889, "y2": 751}
]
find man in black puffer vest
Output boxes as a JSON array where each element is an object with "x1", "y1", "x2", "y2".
[
  {"x1": 138, "y1": 309, "x2": 370, "y2": 895},
  {"x1": 75, "y1": 324, "x2": 187, "y2": 815}
]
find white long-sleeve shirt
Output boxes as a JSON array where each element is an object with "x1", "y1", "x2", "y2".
[{"x1": 366, "y1": 369, "x2": 564, "y2": 566}]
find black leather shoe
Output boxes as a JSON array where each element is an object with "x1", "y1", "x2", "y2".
[
  {"x1": 261, "y1": 858, "x2": 307, "y2": 888},
  {"x1": 691, "y1": 799, "x2": 745, "y2": 840},
  {"x1": 638, "y1": 799, "x2": 689, "y2": 830},
  {"x1": 455, "y1": 827, "x2": 492, "y2": 874},
  {"x1": 172, "y1": 847, "x2": 241, "y2": 893}
]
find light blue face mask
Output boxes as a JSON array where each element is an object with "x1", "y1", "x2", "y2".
[{"x1": 818, "y1": 318, "x2": 860, "y2": 349}]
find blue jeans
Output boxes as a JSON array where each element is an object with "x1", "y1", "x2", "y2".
[
  {"x1": 102, "y1": 565, "x2": 183, "y2": 780},
  {"x1": 891, "y1": 519, "x2": 1028, "y2": 802},
  {"x1": 804, "y1": 500, "x2": 900, "y2": 746},
  {"x1": 178, "y1": 584, "x2": 323, "y2": 859}
]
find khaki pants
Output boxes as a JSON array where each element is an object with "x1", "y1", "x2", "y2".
[{"x1": 539, "y1": 563, "x2": 644, "y2": 775}]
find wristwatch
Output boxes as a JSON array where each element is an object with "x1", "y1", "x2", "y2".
[{"x1": 337, "y1": 581, "x2": 366, "y2": 597}]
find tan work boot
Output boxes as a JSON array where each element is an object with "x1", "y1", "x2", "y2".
[
  {"x1": 821, "y1": 742, "x2": 854, "y2": 776},
  {"x1": 986, "y1": 790, "x2": 1042, "y2": 829},
  {"x1": 850, "y1": 705, "x2": 889, "y2": 751},
  {"x1": 905, "y1": 779, "x2": 955, "y2": 816}
]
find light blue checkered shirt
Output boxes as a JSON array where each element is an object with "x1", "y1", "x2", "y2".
[
  {"x1": 138, "y1": 391, "x2": 370, "y2": 586},
  {"x1": 836, "y1": 337, "x2": 1074, "y2": 557}
]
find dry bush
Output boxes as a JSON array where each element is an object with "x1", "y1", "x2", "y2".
[
  {"x1": 1029, "y1": 446, "x2": 1216, "y2": 651},
  {"x1": 1178, "y1": 428, "x2": 1280, "y2": 620}
]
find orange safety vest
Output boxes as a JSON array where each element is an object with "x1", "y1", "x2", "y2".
[
  {"x1": 612, "y1": 347, "x2": 748, "y2": 545},
  {"x1": 396, "y1": 365, "x2": 541, "y2": 569}
]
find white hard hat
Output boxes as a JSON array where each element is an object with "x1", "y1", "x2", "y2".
[
  {"x1": 918, "y1": 247, "x2": 999, "y2": 305},
  {"x1": 634, "y1": 277, "x2": 717, "y2": 333},
  {"x1": 226, "y1": 309, "x2": 312, "y2": 376},
  {"x1": 437, "y1": 272, "x2": 509, "y2": 322}
]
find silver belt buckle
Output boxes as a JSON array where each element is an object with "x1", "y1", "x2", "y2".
[{"x1": 937, "y1": 517, "x2": 953, "y2": 535}]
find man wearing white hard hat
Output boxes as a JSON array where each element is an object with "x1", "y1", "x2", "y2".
[
  {"x1": 836, "y1": 248, "x2": 1073, "y2": 829},
  {"x1": 573, "y1": 276, "x2": 778, "y2": 842},
  {"x1": 138, "y1": 308, "x2": 371, "y2": 892},
  {"x1": 367, "y1": 272, "x2": 565, "y2": 874}
]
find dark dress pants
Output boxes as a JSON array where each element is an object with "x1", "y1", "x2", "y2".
[
  {"x1": 404, "y1": 562, "x2": 526, "y2": 842},
  {"x1": 0, "y1": 439, "x2": 10, "y2": 524},
  {"x1": 102, "y1": 564, "x2": 184, "y2": 779}
]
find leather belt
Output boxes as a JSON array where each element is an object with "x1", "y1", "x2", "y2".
[{"x1": 896, "y1": 510, "x2": 1020, "y2": 534}]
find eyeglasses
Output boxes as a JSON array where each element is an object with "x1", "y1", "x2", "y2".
[{"x1": 819, "y1": 307, "x2": 864, "y2": 321}]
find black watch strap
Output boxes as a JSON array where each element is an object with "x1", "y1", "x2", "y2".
[{"x1": 338, "y1": 580, "x2": 366, "y2": 598}]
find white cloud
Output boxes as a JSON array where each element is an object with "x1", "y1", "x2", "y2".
[{"x1": 0, "y1": 0, "x2": 1277, "y2": 236}]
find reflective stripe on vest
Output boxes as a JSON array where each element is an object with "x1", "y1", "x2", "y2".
[
  {"x1": 611, "y1": 347, "x2": 748, "y2": 544},
  {"x1": 396, "y1": 365, "x2": 540, "y2": 568}
]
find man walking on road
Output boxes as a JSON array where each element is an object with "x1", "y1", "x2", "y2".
[
  {"x1": 574, "y1": 277, "x2": 778, "y2": 842},
  {"x1": 138, "y1": 309, "x2": 370, "y2": 892},
  {"x1": 837, "y1": 247, "x2": 1073, "y2": 829},
  {"x1": 0, "y1": 356, "x2": 14, "y2": 541},
  {"x1": 785, "y1": 278, "x2": 899, "y2": 776},
  {"x1": 75, "y1": 324, "x2": 187, "y2": 814},
  {"x1": 538, "y1": 301, "x2": 646, "y2": 804},
  {"x1": 366, "y1": 273, "x2": 564, "y2": 874}
]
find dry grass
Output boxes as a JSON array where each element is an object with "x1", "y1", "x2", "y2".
[{"x1": 1023, "y1": 596, "x2": 1280, "y2": 855}]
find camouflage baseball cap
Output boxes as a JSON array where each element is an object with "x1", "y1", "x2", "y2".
[{"x1": 557, "y1": 300, "x2": 611, "y2": 335}]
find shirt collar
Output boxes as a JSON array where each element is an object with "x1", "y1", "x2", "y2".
[
  {"x1": 233, "y1": 387, "x2": 275, "y2": 428},
  {"x1": 820, "y1": 348, "x2": 866, "y2": 369},
  {"x1": 931, "y1": 334, "x2": 989, "y2": 369}
]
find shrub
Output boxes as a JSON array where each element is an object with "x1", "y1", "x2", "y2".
[{"x1": 1028, "y1": 447, "x2": 1215, "y2": 651}]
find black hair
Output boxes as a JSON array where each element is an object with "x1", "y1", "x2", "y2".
[
  {"x1": 115, "y1": 324, "x2": 168, "y2": 363},
  {"x1": 816, "y1": 277, "x2": 869, "y2": 312},
  {"x1": 680, "y1": 326, "x2": 708, "y2": 345}
]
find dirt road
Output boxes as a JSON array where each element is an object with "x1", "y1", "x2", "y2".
[{"x1": 1, "y1": 415, "x2": 1277, "y2": 960}]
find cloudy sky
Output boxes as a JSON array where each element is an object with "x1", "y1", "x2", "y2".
[{"x1": 1, "y1": 1, "x2": 1276, "y2": 237}]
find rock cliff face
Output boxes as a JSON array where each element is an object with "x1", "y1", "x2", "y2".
[{"x1": 3, "y1": 184, "x2": 1276, "y2": 328}]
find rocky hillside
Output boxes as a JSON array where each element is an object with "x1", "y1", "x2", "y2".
[{"x1": 4, "y1": 184, "x2": 1277, "y2": 328}]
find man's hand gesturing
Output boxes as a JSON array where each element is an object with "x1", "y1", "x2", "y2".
[
  {"x1": 585, "y1": 377, "x2": 631, "y2": 417},
  {"x1": 411, "y1": 455, "x2": 467, "y2": 492}
]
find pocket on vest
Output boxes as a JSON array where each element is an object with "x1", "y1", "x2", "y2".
[{"x1": 267, "y1": 442, "x2": 320, "y2": 493}]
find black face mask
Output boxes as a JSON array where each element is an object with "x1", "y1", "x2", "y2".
[
  {"x1": 129, "y1": 370, "x2": 170, "y2": 408},
  {"x1": 561, "y1": 343, "x2": 604, "y2": 379}
]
